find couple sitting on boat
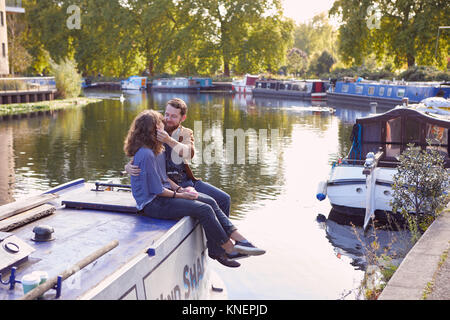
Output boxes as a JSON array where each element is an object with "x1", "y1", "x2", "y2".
[{"x1": 124, "y1": 98, "x2": 265, "y2": 268}]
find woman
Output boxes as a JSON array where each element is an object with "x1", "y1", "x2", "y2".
[{"x1": 124, "y1": 110, "x2": 265, "y2": 268}]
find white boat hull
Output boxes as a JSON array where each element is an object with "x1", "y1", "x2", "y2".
[{"x1": 325, "y1": 165, "x2": 397, "y2": 213}]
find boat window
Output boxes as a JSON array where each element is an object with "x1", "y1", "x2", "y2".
[
  {"x1": 368, "y1": 87, "x2": 375, "y2": 95},
  {"x1": 405, "y1": 119, "x2": 421, "y2": 145},
  {"x1": 426, "y1": 124, "x2": 449, "y2": 157},
  {"x1": 261, "y1": 83, "x2": 267, "y2": 88},
  {"x1": 355, "y1": 86, "x2": 363, "y2": 94},
  {"x1": 286, "y1": 84, "x2": 292, "y2": 90},
  {"x1": 279, "y1": 84, "x2": 285, "y2": 90},
  {"x1": 386, "y1": 117, "x2": 402, "y2": 158},
  {"x1": 292, "y1": 85, "x2": 299, "y2": 91},
  {"x1": 269, "y1": 83, "x2": 276, "y2": 90},
  {"x1": 361, "y1": 122, "x2": 382, "y2": 157},
  {"x1": 342, "y1": 84, "x2": 349, "y2": 93},
  {"x1": 396, "y1": 88, "x2": 405, "y2": 98},
  {"x1": 379, "y1": 87, "x2": 385, "y2": 96},
  {"x1": 387, "y1": 88, "x2": 392, "y2": 96}
]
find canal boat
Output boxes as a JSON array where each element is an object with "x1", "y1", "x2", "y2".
[
  {"x1": 0, "y1": 179, "x2": 226, "y2": 300},
  {"x1": 327, "y1": 79, "x2": 450, "y2": 109},
  {"x1": 121, "y1": 76, "x2": 148, "y2": 91},
  {"x1": 152, "y1": 78, "x2": 213, "y2": 92},
  {"x1": 252, "y1": 79, "x2": 329, "y2": 100},
  {"x1": 316, "y1": 103, "x2": 450, "y2": 230},
  {"x1": 232, "y1": 74, "x2": 259, "y2": 94}
]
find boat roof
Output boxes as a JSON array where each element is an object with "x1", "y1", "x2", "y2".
[
  {"x1": 0, "y1": 179, "x2": 178, "y2": 300},
  {"x1": 357, "y1": 105, "x2": 450, "y2": 125}
]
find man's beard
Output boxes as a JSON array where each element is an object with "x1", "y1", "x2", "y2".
[{"x1": 164, "y1": 122, "x2": 180, "y2": 134}]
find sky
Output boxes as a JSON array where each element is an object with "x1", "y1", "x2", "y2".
[{"x1": 282, "y1": 0, "x2": 337, "y2": 24}]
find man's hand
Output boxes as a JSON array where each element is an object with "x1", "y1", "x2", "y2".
[
  {"x1": 125, "y1": 161, "x2": 141, "y2": 176},
  {"x1": 157, "y1": 129, "x2": 172, "y2": 144}
]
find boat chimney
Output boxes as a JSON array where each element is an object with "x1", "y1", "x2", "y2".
[
  {"x1": 402, "y1": 97, "x2": 409, "y2": 107},
  {"x1": 370, "y1": 102, "x2": 377, "y2": 114}
]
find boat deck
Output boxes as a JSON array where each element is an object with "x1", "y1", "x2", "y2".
[{"x1": 0, "y1": 180, "x2": 177, "y2": 300}]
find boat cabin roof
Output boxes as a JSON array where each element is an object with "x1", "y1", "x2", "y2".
[{"x1": 349, "y1": 107, "x2": 450, "y2": 166}]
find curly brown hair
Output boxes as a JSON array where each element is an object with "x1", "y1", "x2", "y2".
[{"x1": 124, "y1": 110, "x2": 165, "y2": 157}]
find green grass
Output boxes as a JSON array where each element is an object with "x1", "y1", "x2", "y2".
[{"x1": 0, "y1": 97, "x2": 101, "y2": 116}]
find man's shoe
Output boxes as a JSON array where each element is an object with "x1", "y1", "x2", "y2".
[
  {"x1": 215, "y1": 254, "x2": 241, "y2": 268},
  {"x1": 234, "y1": 241, "x2": 266, "y2": 256},
  {"x1": 226, "y1": 251, "x2": 250, "y2": 260}
]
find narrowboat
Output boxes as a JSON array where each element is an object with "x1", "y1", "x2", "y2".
[
  {"x1": 121, "y1": 76, "x2": 148, "y2": 91},
  {"x1": 151, "y1": 78, "x2": 213, "y2": 92},
  {"x1": 316, "y1": 101, "x2": 450, "y2": 230},
  {"x1": 327, "y1": 79, "x2": 450, "y2": 109},
  {"x1": 252, "y1": 79, "x2": 329, "y2": 100},
  {"x1": 232, "y1": 74, "x2": 259, "y2": 94},
  {"x1": 0, "y1": 179, "x2": 226, "y2": 300}
]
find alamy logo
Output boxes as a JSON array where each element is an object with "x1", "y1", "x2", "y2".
[
  {"x1": 366, "y1": 5, "x2": 381, "y2": 30},
  {"x1": 67, "y1": 5, "x2": 81, "y2": 30}
]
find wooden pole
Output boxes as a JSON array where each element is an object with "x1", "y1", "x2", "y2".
[{"x1": 19, "y1": 240, "x2": 119, "y2": 300}]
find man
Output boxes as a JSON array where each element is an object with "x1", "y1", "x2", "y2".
[{"x1": 125, "y1": 98, "x2": 231, "y2": 217}]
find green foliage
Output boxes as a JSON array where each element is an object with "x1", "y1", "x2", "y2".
[
  {"x1": 399, "y1": 66, "x2": 450, "y2": 82},
  {"x1": 50, "y1": 58, "x2": 82, "y2": 99},
  {"x1": 309, "y1": 50, "x2": 335, "y2": 76},
  {"x1": 286, "y1": 48, "x2": 308, "y2": 77},
  {"x1": 391, "y1": 144, "x2": 449, "y2": 243},
  {"x1": 330, "y1": 0, "x2": 450, "y2": 70},
  {"x1": 20, "y1": 0, "x2": 292, "y2": 78}
]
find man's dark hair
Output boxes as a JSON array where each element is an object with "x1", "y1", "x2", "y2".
[{"x1": 167, "y1": 98, "x2": 188, "y2": 116}]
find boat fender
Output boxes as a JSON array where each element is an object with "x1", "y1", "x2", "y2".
[
  {"x1": 316, "y1": 214, "x2": 327, "y2": 222},
  {"x1": 316, "y1": 180, "x2": 327, "y2": 201}
]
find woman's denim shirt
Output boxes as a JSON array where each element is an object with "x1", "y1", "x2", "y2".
[{"x1": 130, "y1": 147, "x2": 171, "y2": 210}]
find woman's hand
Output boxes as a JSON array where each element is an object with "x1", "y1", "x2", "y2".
[{"x1": 125, "y1": 161, "x2": 141, "y2": 176}]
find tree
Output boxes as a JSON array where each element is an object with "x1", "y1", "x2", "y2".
[
  {"x1": 286, "y1": 48, "x2": 308, "y2": 77},
  {"x1": 6, "y1": 13, "x2": 32, "y2": 75},
  {"x1": 330, "y1": 0, "x2": 450, "y2": 69},
  {"x1": 309, "y1": 50, "x2": 335, "y2": 76}
]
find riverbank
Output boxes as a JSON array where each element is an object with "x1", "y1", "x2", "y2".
[
  {"x1": 0, "y1": 97, "x2": 102, "y2": 120},
  {"x1": 379, "y1": 204, "x2": 450, "y2": 300}
]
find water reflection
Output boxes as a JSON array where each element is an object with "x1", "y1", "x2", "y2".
[{"x1": 0, "y1": 90, "x2": 408, "y2": 299}]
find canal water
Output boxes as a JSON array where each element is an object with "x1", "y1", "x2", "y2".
[{"x1": 0, "y1": 91, "x2": 411, "y2": 299}]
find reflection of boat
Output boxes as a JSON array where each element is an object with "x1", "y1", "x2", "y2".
[
  {"x1": 232, "y1": 74, "x2": 259, "y2": 94},
  {"x1": 323, "y1": 212, "x2": 412, "y2": 270},
  {"x1": 121, "y1": 76, "x2": 148, "y2": 91},
  {"x1": 253, "y1": 79, "x2": 329, "y2": 100},
  {"x1": 327, "y1": 79, "x2": 450, "y2": 109},
  {"x1": 0, "y1": 180, "x2": 225, "y2": 300},
  {"x1": 152, "y1": 78, "x2": 213, "y2": 92},
  {"x1": 317, "y1": 105, "x2": 450, "y2": 229}
]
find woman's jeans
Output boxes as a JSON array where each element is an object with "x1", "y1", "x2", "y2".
[{"x1": 142, "y1": 192, "x2": 237, "y2": 258}]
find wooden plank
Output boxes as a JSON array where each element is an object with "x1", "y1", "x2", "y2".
[
  {"x1": 0, "y1": 204, "x2": 56, "y2": 232},
  {"x1": 0, "y1": 194, "x2": 58, "y2": 221}
]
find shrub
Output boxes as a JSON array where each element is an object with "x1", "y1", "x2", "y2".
[
  {"x1": 391, "y1": 143, "x2": 449, "y2": 243},
  {"x1": 50, "y1": 58, "x2": 82, "y2": 99}
]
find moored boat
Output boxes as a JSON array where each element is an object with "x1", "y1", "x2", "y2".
[
  {"x1": 0, "y1": 179, "x2": 226, "y2": 300},
  {"x1": 151, "y1": 77, "x2": 213, "y2": 92},
  {"x1": 232, "y1": 74, "x2": 259, "y2": 94},
  {"x1": 317, "y1": 103, "x2": 450, "y2": 229},
  {"x1": 252, "y1": 79, "x2": 329, "y2": 100},
  {"x1": 121, "y1": 76, "x2": 148, "y2": 91},
  {"x1": 327, "y1": 79, "x2": 450, "y2": 109}
]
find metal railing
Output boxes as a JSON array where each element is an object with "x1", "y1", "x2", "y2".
[
  {"x1": 5, "y1": 0, "x2": 22, "y2": 7},
  {"x1": 0, "y1": 77, "x2": 56, "y2": 93}
]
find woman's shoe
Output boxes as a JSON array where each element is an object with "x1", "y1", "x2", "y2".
[{"x1": 234, "y1": 241, "x2": 266, "y2": 256}]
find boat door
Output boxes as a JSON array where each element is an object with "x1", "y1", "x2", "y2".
[{"x1": 314, "y1": 82, "x2": 323, "y2": 93}]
